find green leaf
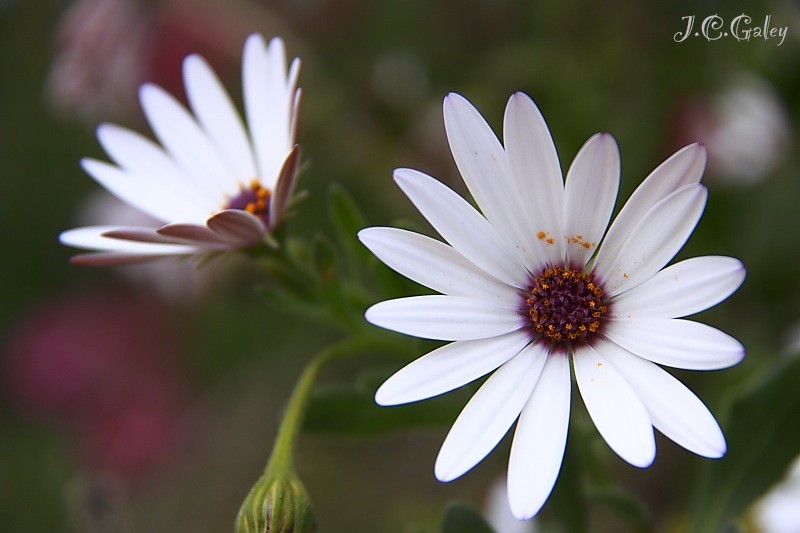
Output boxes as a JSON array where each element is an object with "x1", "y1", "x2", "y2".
[
  {"x1": 441, "y1": 502, "x2": 496, "y2": 533},
  {"x1": 310, "y1": 234, "x2": 340, "y2": 281},
  {"x1": 303, "y1": 372, "x2": 465, "y2": 435},
  {"x1": 328, "y1": 184, "x2": 370, "y2": 278},
  {"x1": 689, "y1": 355, "x2": 800, "y2": 532}
]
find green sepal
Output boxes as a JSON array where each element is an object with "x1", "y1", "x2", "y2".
[{"x1": 441, "y1": 501, "x2": 496, "y2": 533}]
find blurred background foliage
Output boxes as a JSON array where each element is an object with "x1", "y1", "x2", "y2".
[{"x1": 1, "y1": 0, "x2": 799, "y2": 531}]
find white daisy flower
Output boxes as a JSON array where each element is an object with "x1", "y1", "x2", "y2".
[
  {"x1": 60, "y1": 34, "x2": 301, "y2": 266},
  {"x1": 359, "y1": 92, "x2": 745, "y2": 520}
]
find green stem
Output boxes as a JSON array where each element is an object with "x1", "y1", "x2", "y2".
[{"x1": 264, "y1": 336, "x2": 374, "y2": 476}]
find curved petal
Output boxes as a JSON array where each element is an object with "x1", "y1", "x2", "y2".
[
  {"x1": 434, "y1": 344, "x2": 548, "y2": 482},
  {"x1": 563, "y1": 133, "x2": 620, "y2": 268},
  {"x1": 183, "y1": 53, "x2": 257, "y2": 187},
  {"x1": 157, "y1": 223, "x2": 229, "y2": 245},
  {"x1": 604, "y1": 318, "x2": 745, "y2": 370},
  {"x1": 139, "y1": 83, "x2": 232, "y2": 199},
  {"x1": 242, "y1": 35, "x2": 297, "y2": 190},
  {"x1": 69, "y1": 252, "x2": 178, "y2": 267},
  {"x1": 206, "y1": 209, "x2": 266, "y2": 247},
  {"x1": 102, "y1": 227, "x2": 188, "y2": 245},
  {"x1": 444, "y1": 93, "x2": 541, "y2": 273},
  {"x1": 393, "y1": 168, "x2": 529, "y2": 288},
  {"x1": 375, "y1": 330, "x2": 532, "y2": 405},
  {"x1": 593, "y1": 184, "x2": 708, "y2": 296},
  {"x1": 507, "y1": 354, "x2": 570, "y2": 520},
  {"x1": 611, "y1": 256, "x2": 746, "y2": 319},
  {"x1": 358, "y1": 227, "x2": 519, "y2": 303},
  {"x1": 596, "y1": 143, "x2": 707, "y2": 267},
  {"x1": 60, "y1": 226, "x2": 199, "y2": 256},
  {"x1": 574, "y1": 345, "x2": 655, "y2": 467},
  {"x1": 95, "y1": 124, "x2": 214, "y2": 220},
  {"x1": 268, "y1": 145, "x2": 301, "y2": 228},
  {"x1": 503, "y1": 92, "x2": 564, "y2": 268},
  {"x1": 365, "y1": 295, "x2": 523, "y2": 341},
  {"x1": 598, "y1": 339, "x2": 726, "y2": 458}
]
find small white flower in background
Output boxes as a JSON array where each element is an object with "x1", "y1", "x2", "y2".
[
  {"x1": 683, "y1": 73, "x2": 789, "y2": 187},
  {"x1": 752, "y1": 456, "x2": 800, "y2": 533},
  {"x1": 360, "y1": 92, "x2": 745, "y2": 520},
  {"x1": 484, "y1": 477, "x2": 537, "y2": 533},
  {"x1": 783, "y1": 322, "x2": 800, "y2": 356},
  {"x1": 60, "y1": 34, "x2": 301, "y2": 266}
]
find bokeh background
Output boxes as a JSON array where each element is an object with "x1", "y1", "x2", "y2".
[{"x1": 1, "y1": 0, "x2": 799, "y2": 531}]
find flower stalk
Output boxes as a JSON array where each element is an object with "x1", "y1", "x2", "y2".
[{"x1": 235, "y1": 336, "x2": 375, "y2": 532}]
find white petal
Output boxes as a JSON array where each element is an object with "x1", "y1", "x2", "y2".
[
  {"x1": 598, "y1": 339, "x2": 726, "y2": 458},
  {"x1": 574, "y1": 345, "x2": 655, "y2": 467},
  {"x1": 604, "y1": 318, "x2": 745, "y2": 370},
  {"x1": 611, "y1": 256, "x2": 746, "y2": 319},
  {"x1": 81, "y1": 158, "x2": 201, "y2": 224},
  {"x1": 376, "y1": 330, "x2": 532, "y2": 405},
  {"x1": 358, "y1": 227, "x2": 519, "y2": 303},
  {"x1": 503, "y1": 92, "x2": 565, "y2": 268},
  {"x1": 596, "y1": 143, "x2": 706, "y2": 267},
  {"x1": 365, "y1": 295, "x2": 523, "y2": 341},
  {"x1": 60, "y1": 226, "x2": 199, "y2": 255},
  {"x1": 243, "y1": 35, "x2": 296, "y2": 190},
  {"x1": 393, "y1": 168, "x2": 529, "y2": 288},
  {"x1": 507, "y1": 354, "x2": 570, "y2": 520},
  {"x1": 95, "y1": 124, "x2": 213, "y2": 221},
  {"x1": 563, "y1": 133, "x2": 619, "y2": 268},
  {"x1": 139, "y1": 83, "x2": 231, "y2": 199},
  {"x1": 594, "y1": 184, "x2": 708, "y2": 296},
  {"x1": 435, "y1": 344, "x2": 548, "y2": 482},
  {"x1": 443, "y1": 93, "x2": 540, "y2": 272},
  {"x1": 183, "y1": 54, "x2": 257, "y2": 187}
]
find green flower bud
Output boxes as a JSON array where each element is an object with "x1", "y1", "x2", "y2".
[{"x1": 235, "y1": 473, "x2": 316, "y2": 533}]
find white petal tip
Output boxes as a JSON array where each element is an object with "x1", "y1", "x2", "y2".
[
  {"x1": 509, "y1": 505, "x2": 540, "y2": 522},
  {"x1": 138, "y1": 82, "x2": 158, "y2": 99},
  {"x1": 363, "y1": 305, "x2": 378, "y2": 325},
  {"x1": 433, "y1": 465, "x2": 458, "y2": 483},
  {"x1": 392, "y1": 167, "x2": 415, "y2": 182},
  {"x1": 373, "y1": 384, "x2": 398, "y2": 407},
  {"x1": 705, "y1": 447, "x2": 726, "y2": 459},
  {"x1": 267, "y1": 35, "x2": 285, "y2": 48},
  {"x1": 629, "y1": 453, "x2": 656, "y2": 469},
  {"x1": 95, "y1": 122, "x2": 114, "y2": 137},
  {"x1": 356, "y1": 227, "x2": 375, "y2": 243},
  {"x1": 245, "y1": 33, "x2": 266, "y2": 48}
]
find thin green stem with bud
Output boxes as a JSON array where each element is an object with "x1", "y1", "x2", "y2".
[{"x1": 235, "y1": 336, "x2": 380, "y2": 532}]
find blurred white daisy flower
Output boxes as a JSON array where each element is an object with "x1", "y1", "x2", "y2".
[
  {"x1": 360, "y1": 92, "x2": 745, "y2": 520},
  {"x1": 752, "y1": 456, "x2": 800, "y2": 533},
  {"x1": 484, "y1": 477, "x2": 537, "y2": 533},
  {"x1": 60, "y1": 34, "x2": 301, "y2": 266},
  {"x1": 678, "y1": 73, "x2": 789, "y2": 187}
]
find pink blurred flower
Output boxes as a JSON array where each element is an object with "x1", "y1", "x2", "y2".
[
  {"x1": 4, "y1": 291, "x2": 191, "y2": 484},
  {"x1": 47, "y1": 0, "x2": 260, "y2": 123}
]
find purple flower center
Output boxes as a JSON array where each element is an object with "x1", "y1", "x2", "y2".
[
  {"x1": 226, "y1": 180, "x2": 271, "y2": 226},
  {"x1": 524, "y1": 266, "x2": 608, "y2": 346}
]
